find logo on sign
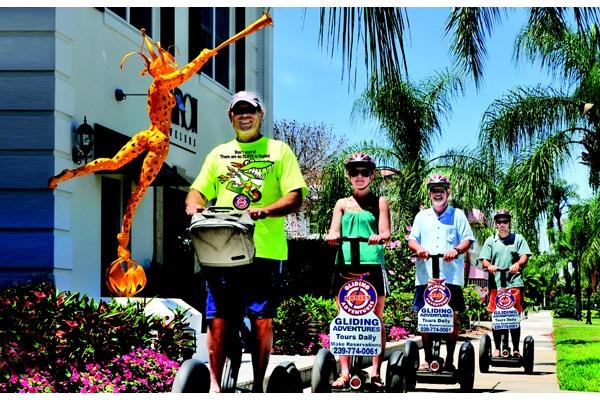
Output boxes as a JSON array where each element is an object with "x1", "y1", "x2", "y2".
[
  {"x1": 337, "y1": 280, "x2": 377, "y2": 316},
  {"x1": 495, "y1": 290, "x2": 516, "y2": 310},
  {"x1": 424, "y1": 284, "x2": 451, "y2": 307}
]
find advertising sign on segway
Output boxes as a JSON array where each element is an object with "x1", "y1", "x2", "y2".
[
  {"x1": 417, "y1": 284, "x2": 454, "y2": 334},
  {"x1": 491, "y1": 289, "x2": 520, "y2": 330},
  {"x1": 329, "y1": 279, "x2": 382, "y2": 357}
]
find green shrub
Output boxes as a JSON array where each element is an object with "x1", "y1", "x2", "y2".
[
  {"x1": 551, "y1": 294, "x2": 577, "y2": 318},
  {"x1": 384, "y1": 234, "x2": 416, "y2": 294},
  {"x1": 0, "y1": 281, "x2": 193, "y2": 392},
  {"x1": 272, "y1": 294, "x2": 337, "y2": 355},
  {"x1": 383, "y1": 291, "x2": 416, "y2": 333},
  {"x1": 460, "y1": 284, "x2": 488, "y2": 330}
]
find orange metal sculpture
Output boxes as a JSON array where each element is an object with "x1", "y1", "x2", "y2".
[{"x1": 48, "y1": 12, "x2": 273, "y2": 297}]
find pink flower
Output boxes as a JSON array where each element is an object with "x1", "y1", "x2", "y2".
[{"x1": 405, "y1": 225, "x2": 412, "y2": 232}]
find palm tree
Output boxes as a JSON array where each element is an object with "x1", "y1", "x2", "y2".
[
  {"x1": 474, "y1": 21, "x2": 600, "y2": 260},
  {"x1": 317, "y1": 7, "x2": 600, "y2": 86},
  {"x1": 564, "y1": 194, "x2": 600, "y2": 321}
]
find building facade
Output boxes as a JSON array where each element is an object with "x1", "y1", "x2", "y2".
[{"x1": 0, "y1": 7, "x2": 273, "y2": 301}]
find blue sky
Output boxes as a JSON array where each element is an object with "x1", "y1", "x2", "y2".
[{"x1": 272, "y1": 7, "x2": 593, "y2": 200}]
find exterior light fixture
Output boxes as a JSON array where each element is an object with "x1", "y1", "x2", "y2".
[{"x1": 72, "y1": 116, "x2": 94, "y2": 164}]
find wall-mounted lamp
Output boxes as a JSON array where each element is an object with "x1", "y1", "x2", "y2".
[
  {"x1": 72, "y1": 116, "x2": 95, "y2": 164},
  {"x1": 115, "y1": 87, "x2": 186, "y2": 111},
  {"x1": 115, "y1": 88, "x2": 146, "y2": 102}
]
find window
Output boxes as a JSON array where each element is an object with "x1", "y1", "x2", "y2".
[
  {"x1": 189, "y1": 7, "x2": 230, "y2": 88},
  {"x1": 160, "y1": 8, "x2": 175, "y2": 56},
  {"x1": 107, "y1": 7, "x2": 153, "y2": 35}
]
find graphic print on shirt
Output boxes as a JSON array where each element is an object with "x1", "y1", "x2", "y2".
[{"x1": 217, "y1": 158, "x2": 274, "y2": 210}]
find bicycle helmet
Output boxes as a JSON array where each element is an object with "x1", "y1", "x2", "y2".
[
  {"x1": 493, "y1": 209, "x2": 512, "y2": 221},
  {"x1": 427, "y1": 173, "x2": 451, "y2": 189},
  {"x1": 344, "y1": 152, "x2": 376, "y2": 170}
]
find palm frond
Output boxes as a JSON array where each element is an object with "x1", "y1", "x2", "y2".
[
  {"x1": 319, "y1": 7, "x2": 409, "y2": 85},
  {"x1": 480, "y1": 85, "x2": 578, "y2": 155},
  {"x1": 445, "y1": 7, "x2": 505, "y2": 88}
]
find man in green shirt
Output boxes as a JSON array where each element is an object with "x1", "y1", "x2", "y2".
[
  {"x1": 479, "y1": 209, "x2": 531, "y2": 358},
  {"x1": 186, "y1": 91, "x2": 308, "y2": 392}
]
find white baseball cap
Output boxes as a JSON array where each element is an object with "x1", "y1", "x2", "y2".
[{"x1": 229, "y1": 90, "x2": 262, "y2": 111}]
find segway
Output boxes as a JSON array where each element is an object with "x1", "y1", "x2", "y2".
[
  {"x1": 172, "y1": 208, "x2": 303, "y2": 393},
  {"x1": 311, "y1": 236, "x2": 409, "y2": 393},
  {"x1": 479, "y1": 269, "x2": 534, "y2": 374},
  {"x1": 404, "y1": 254, "x2": 475, "y2": 392}
]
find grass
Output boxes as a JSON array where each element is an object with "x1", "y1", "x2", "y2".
[{"x1": 554, "y1": 317, "x2": 600, "y2": 392}]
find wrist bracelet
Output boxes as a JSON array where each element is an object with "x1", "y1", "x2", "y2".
[{"x1": 454, "y1": 247, "x2": 461, "y2": 254}]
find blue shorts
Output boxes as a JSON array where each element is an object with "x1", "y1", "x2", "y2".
[
  {"x1": 413, "y1": 284, "x2": 465, "y2": 312},
  {"x1": 204, "y1": 258, "x2": 283, "y2": 320}
]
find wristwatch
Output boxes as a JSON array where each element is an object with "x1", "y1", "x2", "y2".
[{"x1": 453, "y1": 247, "x2": 461, "y2": 255}]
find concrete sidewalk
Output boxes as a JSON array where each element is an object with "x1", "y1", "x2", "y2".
[{"x1": 232, "y1": 310, "x2": 559, "y2": 392}]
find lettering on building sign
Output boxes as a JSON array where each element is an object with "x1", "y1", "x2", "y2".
[{"x1": 170, "y1": 88, "x2": 198, "y2": 153}]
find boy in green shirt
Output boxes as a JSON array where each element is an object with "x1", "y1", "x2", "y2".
[
  {"x1": 479, "y1": 209, "x2": 531, "y2": 358},
  {"x1": 186, "y1": 91, "x2": 308, "y2": 392}
]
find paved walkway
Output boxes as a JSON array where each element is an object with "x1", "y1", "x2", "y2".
[{"x1": 229, "y1": 310, "x2": 559, "y2": 392}]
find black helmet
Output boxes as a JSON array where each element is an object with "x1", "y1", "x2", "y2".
[{"x1": 493, "y1": 209, "x2": 512, "y2": 221}]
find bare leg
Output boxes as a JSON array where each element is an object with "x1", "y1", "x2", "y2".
[
  {"x1": 510, "y1": 326, "x2": 521, "y2": 353},
  {"x1": 48, "y1": 131, "x2": 151, "y2": 189},
  {"x1": 250, "y1": 318, "x2": 273, "y2": 393},
  {"x1": 422, "y1": 333, "x2": 432, "y2": 364},
  {"x1": 207, "y1": 318, "x2": 227, "y2": 393},
  {"x1": 371, "y1": 295, "x2": 386, "y2": 377},
  {"x1": 445, "y1": 313, "x2": 460, "y2": 367}
]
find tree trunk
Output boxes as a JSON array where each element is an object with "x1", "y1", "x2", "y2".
[
  {"x1": 574, "y1": 260, "x2": 582, "y2": 321},
  {"x1": 564, "y1": 266, "x2": 572, "y2": 294},
  {"x1": 586, "y1": 286, "x2": 592, "y2": 325}
]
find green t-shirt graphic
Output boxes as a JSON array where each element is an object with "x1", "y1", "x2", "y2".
[{"x1": 191, "y1": 136, "x2": 308, "y2": 260}]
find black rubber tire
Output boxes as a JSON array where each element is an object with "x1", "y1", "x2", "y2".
[
  {"x1": 221, "y1": 327, "x2": 242, "y2": 393},
  {"x1": 350, "y1": 356, "x2": 364, "y2": 375},
  {"x1": 386, "y1": 350, "x2": 408, "y2": 393},
  {"x1": 404, "y1": 339, "x2": 419, "y2": 390},
  {"x1": 523, "y1": 335, "x2": 535, "y2": 374},
  {"x1": 479, "y1": 334, "x2": 492, "y2": 373},
  {"x1": 266, "y1": 361, "x2": 303, "y2": 393},
  {"x1": 458, "y1": 341, "x2": 475, "y2": 392},
  {"x1": 311, "y1": 348, "x2": 337, "y2": 393},
  {"x1": 171, "y1": 359, "x2": 210, "y2": 393}
]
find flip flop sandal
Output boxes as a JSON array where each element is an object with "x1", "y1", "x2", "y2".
[
  {"x1": 513, "y1": 351, "x2": 522, "y2": 358},
  {"x1": 370, "y1": 375, "x2": 384, "y2": 389},
  {"x1": 493, "y1": 349, "x2": 500, "y2": 357},
  {"x1": 332, "y1": 373, "x2": 350, "y2": 389}
]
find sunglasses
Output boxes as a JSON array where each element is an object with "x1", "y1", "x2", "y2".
[
  {"x1": 430, "y1": 188, "x2": 447, "y2": 194},
  {"x1": 231, "y1": 106, "x2": 259, "y2": 115},
  {"x1": 496, "y1": 219, "x2": 510, "y2": 225},
  {"x1": 348, "y1": 168, "x2": 371, "y2": 178}
]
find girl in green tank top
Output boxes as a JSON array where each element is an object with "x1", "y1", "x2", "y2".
[{"x1": 325, "y1": 152, "x2": 391, "y2": 390}]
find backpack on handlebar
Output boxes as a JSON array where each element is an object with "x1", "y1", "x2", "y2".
[{"x1": 188, "y1": 207, "x2": 255, "y2": 268}]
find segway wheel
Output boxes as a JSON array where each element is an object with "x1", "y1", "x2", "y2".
[
  {"x1": 386, "y1": 350, "x2": 408, "y2": 393},
  {"x1": 404, "y1": 340, "x2": 419, "y2": 390},
  {"x1": 266, "y1": 361, "x2": 303, "y2": 392},
  {"x1": 479, "y1": 334, "x2": 492, "y2": 373},
  {"x1": 311, "y1": 348, "x2": 337, "y2": 393},
  {"x1": 171, "y1": 359, "x2": 210, "y2": 393},
  {"x1": 523, "y1": 335, "x2": 535, "y2": 374},
  {"x1": 458, "y1": 341, "x2": 475, "y2": 392},
  {"x1": 221, "y1": 353, "x2": 241, "y2": 392}
]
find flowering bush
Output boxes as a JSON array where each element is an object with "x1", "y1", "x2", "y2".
[
  {"x1": 1, "y1": 347, "x2": 179, "y2": 393},
  {"x1": 318, "y1": 332, "x2": 330, "y2": 349},
  {"x1": 388, "y1": 326, "x2": 408, "y2": 342},
  {"x1": 384, "y1": 228, "x2": 416, "y2": 294},
  {"x1": 0, "y1": 281, "x2": 192, "y2": 392}
]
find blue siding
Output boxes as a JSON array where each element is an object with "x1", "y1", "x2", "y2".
[{"x1": 0, "y1": 8, "x2": 56, "y2": 287}]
